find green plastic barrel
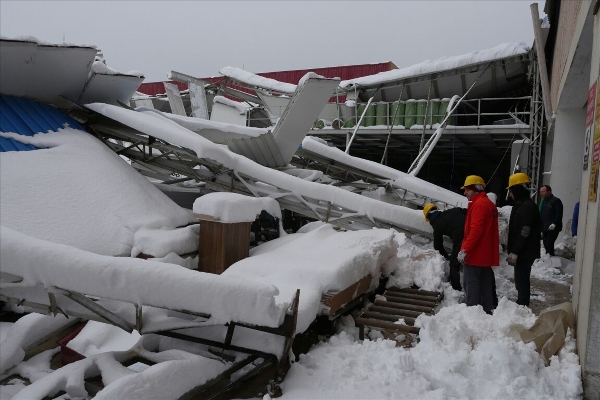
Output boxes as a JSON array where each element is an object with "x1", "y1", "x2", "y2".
[
  {"x1": 416, "y1": 99, "x2": 428, "y2": 126},
  {"x1": 342, "y1": 118, "x2": 356, "y2": 128},
  {"x1": 357, "y1": 104, "x2": 366, "y2": 126},
  {"x1": 429, "y1": 99, "x2": 441, "y2": 125},
  {"x1": 404, "y1": 99, "x2": 417, "y2": 128},
  {"x1": 438, "y1": 98, "x2": 452, "y2": 125},
  {"x1": 375, "y1": 102, "x2": 388, "y2": 126},
  {"x1": 363, "y1": 102, "x2": 376, "y2": 127},
  {"x1": 390, "y1": 101, "x2": 405, "y2": 126}
]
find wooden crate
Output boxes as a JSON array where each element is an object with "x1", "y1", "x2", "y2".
[
  {"x1": 320, "y1": 275, "x2": 372, "y2": 316},
  {"x1": 198, "y1": 219, "x2": 251, "y2": 274}
]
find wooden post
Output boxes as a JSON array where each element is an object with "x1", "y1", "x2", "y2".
[{"x1": 198, "y1": 218, "x2": 251, "y2": 274}]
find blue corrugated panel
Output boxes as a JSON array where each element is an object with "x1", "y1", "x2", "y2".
[{"x1": 0, "y1": 94, "x2": 86, "y2": 152}]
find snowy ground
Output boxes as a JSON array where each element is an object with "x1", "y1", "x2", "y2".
[{"x1": 0, "y1": 234, "x2": 581, "y2": 399}]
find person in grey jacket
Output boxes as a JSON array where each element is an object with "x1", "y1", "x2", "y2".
[
  {"x1": 507, "y1": 173, "x2": 542, "y2": 306},
  {"x1": 539, "y1": 185, "x2": 563, "y2": 256}
]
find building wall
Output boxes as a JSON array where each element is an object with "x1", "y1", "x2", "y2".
[
  {"x1": 548, "y1": 0, "x2": 600, "y2": 396},
  {"x1": 550, "y1": 0, "x2": 584, "y2": 109},
  {"x1": 570, "y1": 3, "x2": 600, "y2": 398},
  {"x1": 549, "y1": 109, "x2": 585, "y2": 239}
]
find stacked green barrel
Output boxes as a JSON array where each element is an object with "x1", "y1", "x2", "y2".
[
  {"x1": 356, "y1": 102, "x2": 376, "y2": 127},
  {"x1": 438, "y1": 98, "x2": 453, "y2": 125},
  {"x1": 404, "y1": 99, "x2": 417, "y2": 128},
  {"x1": 428, "y1": 99, "x2": 441, "y2": 125},
  {"x1": 375, "y1": 102, "x2": 388, "y2": 126},
  {"x1": 416, "y1": 100, "x2": 428, "y2": 125},
  {"x1": 347, "y1": 99, "x2": 458, "y2": 128},
  {"x1": 390, "y1": 100, "x2": 405, "y2": 126}
]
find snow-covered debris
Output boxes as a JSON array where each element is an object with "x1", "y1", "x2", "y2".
[
  {"x1": 0, "y1": 128, "x2": 195, "y2": 257},
  {"x1": 193, "y1": 192, "x2": 282, "y2": 223},
  {"x1": 340, "y1": 42, "x2": 530, "y2": 89},
  {"x1": 219, "y1": 66, "x2": 297, "y2": 94},
  {"x1": 224, "y1": 224, "x2": 397, "y2": 332}
]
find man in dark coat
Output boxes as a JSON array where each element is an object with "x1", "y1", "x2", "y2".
[
  {"x1": 424, "y1": 204, "x2": 466, "y2": 291},
  {"x1": 507, "y1": 173, "x2": 542, "y2": 306},
  {"x1": 539, "y1": 185, "x2": 563, "y2": 256}
]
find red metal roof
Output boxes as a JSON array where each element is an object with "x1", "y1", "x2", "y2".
[{"x1": 136, "y1": 62, "x2": 397, "y2": 96}]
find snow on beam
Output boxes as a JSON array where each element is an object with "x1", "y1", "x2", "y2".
[
  {"x1": 340, "y1": 42, "x2": 531, "y2": 90},
  {"x1": 84, "y1": 102, "x2": 435, "y2": 236},
  {"x1": 219, "y1": 66, "x2": 297, "y2": 95},
  {"x1": 0, "y1": 226, "x2": 291, "y2": 329}
]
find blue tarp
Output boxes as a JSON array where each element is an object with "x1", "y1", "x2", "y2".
[{"x1": 0, "y1": 95, "x2": 86, "y2": 152}]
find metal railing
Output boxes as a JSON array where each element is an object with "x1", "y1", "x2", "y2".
[{"x1": 241, "y1": 96, "x2": 532, "y2": 130}]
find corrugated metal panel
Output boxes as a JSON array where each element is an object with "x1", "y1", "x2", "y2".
[
  {"x1": 227, "y1": 132, "x2": 285, "y2": 168},
  {"x1": 0, "y1": 94, "x2": 86, "y2": 152},
  {"x1": 0, "y1": 137, "x2": 35, "y2": 152}
]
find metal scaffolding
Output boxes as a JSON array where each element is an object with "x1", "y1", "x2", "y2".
[{"x1": 528, "y1": 53, "x2": 546, "y2": 201}]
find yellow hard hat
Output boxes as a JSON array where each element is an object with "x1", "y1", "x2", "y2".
[
  {"x1": 507, "y1": 172, "x2": 531, "y2": 189},
  {"x1": 423, "y1": 203, "x2": 438, "y2": 222},
  {"x1": 460, "y1": 175, "x2": 486, "y2": 189}
]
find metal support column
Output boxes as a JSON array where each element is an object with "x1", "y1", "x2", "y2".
[{"x1": 528, "y1": 55, "x2": 546, "y2": 201}]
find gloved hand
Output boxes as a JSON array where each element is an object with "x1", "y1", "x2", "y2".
[
  {"x1": 549, "y1": 224, "x2": 556, "y2": 231},
  {"x1": 507, "y1": 253, "x2": 518, "y2": 266},
  {"x1": 457, "y1": 251, "x2": 466, "y2": 264}
]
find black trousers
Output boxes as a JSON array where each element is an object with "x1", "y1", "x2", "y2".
[
  {"x1": 514, "y1": 257, "x2": 535, "y2": 306},
  {"x1": 449, "y1": 242, "x2": 463, "y2": 291},
  {"x1": 542, "y1": 230, "x2": 559, "y2": 256},
  {"x1": 449, "y1": 259, "x2": 462, "y2": 291},
  {"x1": 463, "y1": 264, "x2": 495, "y2": 314}
]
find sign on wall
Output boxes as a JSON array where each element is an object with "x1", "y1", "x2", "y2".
[{"x1": 589, "y1": 79, "x2": 599, "y2": 202}]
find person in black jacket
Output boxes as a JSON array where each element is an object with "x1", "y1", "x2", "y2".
[
  {"x1": 507, "y1": 173, "x2": 542, "y2": 306},
  {"x1": 539, "y1": 185, "x2": 563, "y2": 256},
  {"x1": 423, "y1": 204, "x2": 466, "y2": 291}
]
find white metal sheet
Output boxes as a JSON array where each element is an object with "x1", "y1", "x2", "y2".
[
  {"x1": 163, "y1": 82, "x2": 187, "y2": 116},
  {"x1": 79, "y1": 73, "x2": 144, "y2": 105},
  {"x1": 0, "y1": 40, "x2": 96, "y2": 108},
  {"x1": 273, "y1": 77, "x2": 340, "y2": 163}
]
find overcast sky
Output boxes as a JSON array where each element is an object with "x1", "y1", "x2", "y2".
[{"x1": 1, "y1": 1, "x2": 545, "y2": 82}]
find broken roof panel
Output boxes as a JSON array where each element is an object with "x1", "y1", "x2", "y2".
[
  {"x1": 340, "y1": 42, "x2": 531, "y2": 89},
  {"x1": 219, "y1": 66, "x2": 298, "y2": 95},
  {"x1": 0, "y1": 94, "x2": 86, "y2": 152},
  {"x1": 0, "y1": 38, "x2": 97, "y2": 109}
]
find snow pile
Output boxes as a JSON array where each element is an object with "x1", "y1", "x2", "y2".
[
  {"x1": 383, "y1": 232, "x2": 447, "y2": 292},
  {"x1": 0, "y1": 314, "x2": 74, "y2": 374},
  {"x1": 0, "y1": 128, "x2": 195, "y2": 257},
  {"x1": 67, "y1": 321, "x2": 141, "y2": 357},
  {"x1": 8, "y1": 335, "x2": 230, "y2": 400},
  {"x1": 1, "y1": 226, "x2": 290, "y2": 329},
  {"x1": 277, "y1": 299, "x2": 582, "y2": 399},
  {"x1": 193, "y1": 192, "x2": 282, "y2": 223},
  {"x1": 213, "y1": 95, "x2": 251, "y2": 114},
  {"x1": 224, "y1": 224, "x2": 397, "y2": 332},
  {"x1": 130, "y1": 224, "x2": 200, "y2": 258}
]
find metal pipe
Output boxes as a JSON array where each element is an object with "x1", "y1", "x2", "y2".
[
  {"x1": 345, "y1": 96, "x2": 375, "y2": 153},
  {"x1": 530, "y1": 2, "x2": 554, "y2": 123}
]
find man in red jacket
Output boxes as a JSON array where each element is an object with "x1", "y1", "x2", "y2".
[{"x1": 457, "y1": 175, "x2": 499, "y2": 314}]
